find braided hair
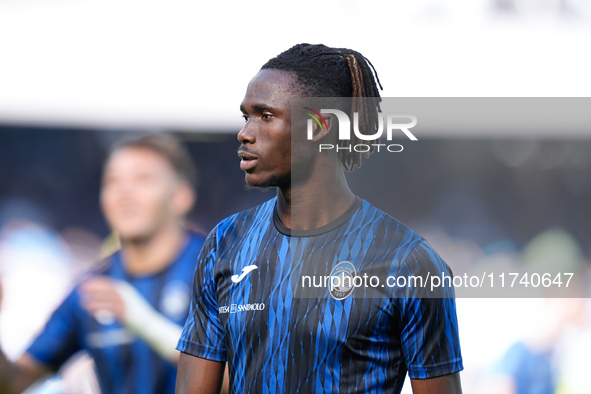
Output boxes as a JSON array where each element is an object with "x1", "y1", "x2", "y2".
[{"x1": 261, "y1": 43, "x2": 383, "y2": 171}]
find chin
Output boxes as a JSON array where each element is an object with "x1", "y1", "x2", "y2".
[
  {"x1": 118, "y1": 232, "x2": 153, "y2": 244},
  {"x1": 245, "y1": 173, "x2": 287, "y2": 189},
  {"x1": 114, "y1": 225, "x2": 154, "y2": 243}
]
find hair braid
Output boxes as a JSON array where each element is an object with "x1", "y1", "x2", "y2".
[{"x1": 262, "y1": 43, "x2": 383, "y2": 171}]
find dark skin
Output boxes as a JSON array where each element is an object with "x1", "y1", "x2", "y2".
[
  {"x1": 237, "y1": 69, "x2": 356, "y2": 230},
  {"x1": 176, "y1": 69, "x2": 462, "y2": 394},
  {"x1": 175, "y1": 353, "x2": 225, "y2": 394}
]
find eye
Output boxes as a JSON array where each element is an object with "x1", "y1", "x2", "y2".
[
  {"x1": 136, "y1": 173, "x2": 156, "y2": 184},
  {"x1": 242, "y1": 114, "x2": 249, "y2": 122},
  {"x1": 262, "y1": 113, "x2": 273, "y2": 120}
]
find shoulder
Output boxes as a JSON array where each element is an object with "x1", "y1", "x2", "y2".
[
  {"x1": 357, "y1": 200, "x2": 451, "y2": 274},
  {"x1": 357, "y1": 200, "x2": 418, "y2": 233},
  {"x1": 207, "y1": 197, "x2": 277, "y2": 246},
  {"x1": 356, "y1": 200, "x2": 425, "y2": 252},
  {"x1": 216, "y1": 197, "x2": 276, "y2": 231}
]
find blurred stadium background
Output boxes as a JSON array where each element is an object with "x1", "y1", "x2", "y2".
[{"x1": 1, "y1": 0, "x2": 590, "y2": 393}]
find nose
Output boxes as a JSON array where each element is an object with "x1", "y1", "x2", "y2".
[
  {"x1": 107, "y1": 178, "x2": 136, "y2": 200},
  {"x1": 237, "y1": 121, "x2": 256, "y2": 145}
]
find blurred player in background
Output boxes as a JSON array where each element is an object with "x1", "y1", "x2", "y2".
[
  {"x1": 0, "y1": 133, "x2": 205, "y2": 393},
  {"x1": 486, "y1": 228, "x2": 586, "y2": 394},
  {"x1": 176, "y1": 43, "x2": 463, "y2": 393}
]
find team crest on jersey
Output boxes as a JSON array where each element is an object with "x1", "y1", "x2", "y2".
[{"x1": 329, "y1": 261, "x2": 356, "y2": 300}]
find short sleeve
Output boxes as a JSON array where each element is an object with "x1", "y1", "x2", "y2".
[
  {"x1": 26, "y1": 289, "x2": 82, "y2": 370},
  {"x1": 177, "y1": 231, "x2": 227, "y2": 362},
  {"x1": 398, "y1": 241, "x2": 464, "y2": 379}
]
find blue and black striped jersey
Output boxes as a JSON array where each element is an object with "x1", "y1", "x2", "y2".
[
  {"x1": 178, "y1": 198, "x2": 463, "y2": 393},
  {"x1": 27, "y1": 232, "x2": 205, "y2": 394}
]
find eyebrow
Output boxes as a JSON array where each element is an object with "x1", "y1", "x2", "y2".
[{"x1": 240, "y1": 103, "x2": 277, "y2": 113}]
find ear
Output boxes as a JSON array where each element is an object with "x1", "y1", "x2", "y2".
[
  {"x1": 310, "y1": 114, "x2": 333, "y2": 143},
  {"x1": 172, "y1": 182, "x2": 196, "y2": 217}
]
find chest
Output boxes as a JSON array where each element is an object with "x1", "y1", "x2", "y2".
[{"x1": 214, "y1": 246, "x2": 401, "y2": 353}]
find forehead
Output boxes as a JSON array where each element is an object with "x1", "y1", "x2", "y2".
[
  {"x1": 241, "y1": 69, "x2": 297, "y2": 110},
  {"x1": 105, "y1": 147, "x2": 174, "y2": 174}
]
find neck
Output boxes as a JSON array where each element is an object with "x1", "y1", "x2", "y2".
[
  {"x1": 276, "y1": 163, "x2": 356, "y2": 230},
  {"x1": 120, "y1": 223, "x2": 187, "y2": 276}
]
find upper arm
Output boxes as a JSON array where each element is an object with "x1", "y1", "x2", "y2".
[
  {"x1": 410, "y1": 372, "x2": 462, "y2": 394},
  {"x1": 175, "y1": 352, "x2": 225, "y2": 394}
]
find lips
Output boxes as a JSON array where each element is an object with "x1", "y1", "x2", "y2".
[{"x1": 238, "y1": 150, "x2": 258, "y2": 171}]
